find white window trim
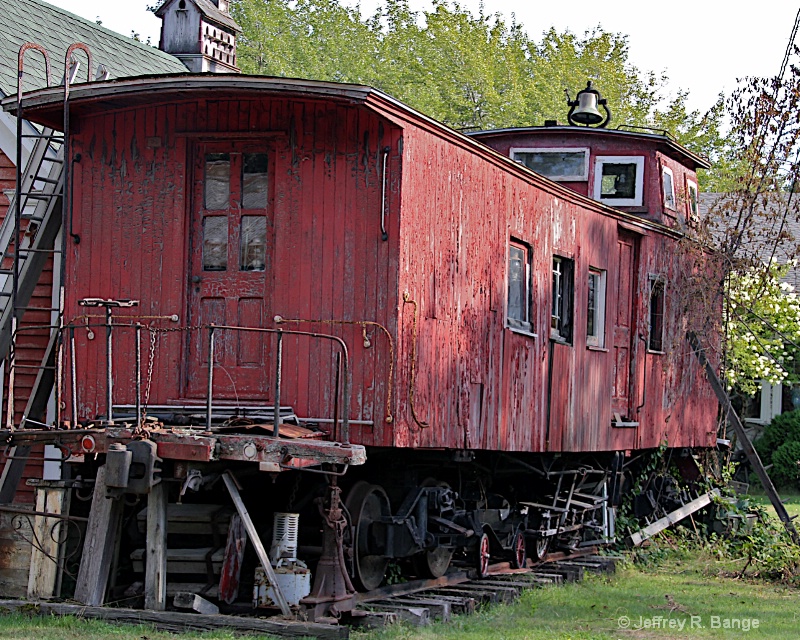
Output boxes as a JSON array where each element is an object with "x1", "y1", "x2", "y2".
[
  {"x1": 511, "y1": 147, "x2": 590, "y2": 181},
  {"x1": 593, "y1": 156, "x2": 645, "y2": 207},
  {"x1": 686, "y1": 178, "x2": 698, "y2": 224},
  {"x1": 587, "y1": 268, "x2": 607, "y2": 348},
  {"x1": 662, "y1": 166, "x2": 676, "y2": 210}
]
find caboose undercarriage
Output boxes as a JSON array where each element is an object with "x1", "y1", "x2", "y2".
[{"x1": 2, "y1": 420, "x2": 627, "y2": 620}]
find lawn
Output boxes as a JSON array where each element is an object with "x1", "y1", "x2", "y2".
[
  {"x1": 0, "y1": 551, "x2": 798, "y2": 640},
  {"x1": 354, "y1": 554, "x2": 800, "y2": 640}
]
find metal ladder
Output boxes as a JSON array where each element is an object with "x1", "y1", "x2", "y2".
[{"x1": 0, "y1": 42, "x2": 92, "y2": 503}]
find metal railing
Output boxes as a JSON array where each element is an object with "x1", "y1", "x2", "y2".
[{"x1": 4, "y1": 321, "x2": 351, "y2": 445}]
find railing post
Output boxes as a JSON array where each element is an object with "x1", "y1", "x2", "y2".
[
  {"x1": 273, "y1": 331, "x2": 283, "y2": 438},
  {"x1": 341, "y1": 347, "x2": 350, "y2": 445},
  {"x1": 105, "y1": 305, "x2": 113, "y2": 424},
  {"x1": 332, "y1": 351, "x2": 340, "y2": 443},
  {"x1": 206, "y1": 325, "x2": 215, "y2": 430},
  {"x1": 69, "y1": 325, "x2": 77, "y2": 428},
  {"x1": 135, "y1": 323, "x2": 142, "y2": 428}
]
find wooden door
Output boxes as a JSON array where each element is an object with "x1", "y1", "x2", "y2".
[
  {"x1": 612, "y1": 231, "x2": 638, "y2": 419},
  {"x1": 185, "y1": 143, "x2": 274, "y2": 398}
]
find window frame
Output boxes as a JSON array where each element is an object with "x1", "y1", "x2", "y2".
[
  {"x1": 685, "y1": 178, "x2": 699, "y2": 226},
  {"x1": 593, "y1": 155, "x2": 645, "y2": 207},
  {"x1": 506, "y1": 239, "x2": 534, "y2": 335},
  {"x1": 510, "y1": 147, "x2": 590, "y2": 181},
  {"x1": 551, "y1": 255, "x2": 574, "y2": 343},
  {"x1": 662, "y1": 166, "x2": 676, "y2": 210},
  {"x1": 648, "y1": 275, "x2": 666, "y2": 353},
  {"x1": 586, "y1": 268, "x2": 607, "y2": 348}
]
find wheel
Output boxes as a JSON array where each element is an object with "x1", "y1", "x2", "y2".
[
  {"x1": 345, "y1": 481, "x2": 392, "y2": 591},
  {"x1": 529, "y1": 534, "x2": 550, "y2": 561},
  {"x1": 413, "y1": 546, "x2": 454, "y2": 579},
  {"x1": 476, "y1": 532, "x2": 491, "y2": 578},
  {"x1": 412, "y1": 478, "x2": 454, "y2": 578},
  {"x1": 510, "y1": 529, "x2": 527, "y2": 569}
]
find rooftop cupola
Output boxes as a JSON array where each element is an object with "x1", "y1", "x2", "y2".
[{"x1": 156, "y1": 0, "x2": 242, "y2": 74}]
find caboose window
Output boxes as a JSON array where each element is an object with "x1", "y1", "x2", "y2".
[
  {"x1": 204, "y1": 153, "x2": 230, "y2": 210},
  {"x1": 507, "y1": 240, "x2": 532, "y2": 332},
  {"x1": 587, "y1": 268, "x2": 607, "y2": 347},
  {"x1": 686, "y1": 179, "x2": 699, "y2": 226},
  {"x1": 203, "y1": 216, "x2": 228, "y2": 271},
  {"x1": 593, "y1": 156, "x2": 644, "y2": 207},
  {"x1": 662, "y1": 166, "x2": 676, "y2": 210},
  {"x1": 242, "y1": 153, "x2": 269, "y2": 209},
  {"x1": 510, "y1": 147, "x2": 589, "y2": 181},
  {"x1": 552, "y1": 256, "x2": 574, "y2": 342},
  {"x1": 241, "y1": 216, "x2": 266, "y2": 271},
  {"x1": 648, "y1": 277, "x2": 666, "y2": 352}
]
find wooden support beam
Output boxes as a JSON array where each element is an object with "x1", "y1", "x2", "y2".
[
  {"x1": 0, "y1": 599, "x2": 348, "y2": 639},
  {"x1": 74, "y1": 465, "x2": 123, "y2": 605},
  {"x1": 0, "y1": 446, "x2": 31, "y2": 504},
  {"x1": 688, "y1": 332, "x2": 800, "y2": 544},
  {"x1": 27, "y1": 485, "x2": 68, "y2": 599},
  {"x1": 144, "y1": 481, "x2": 168, "y2": 611},
  {"x1": 628, "y1": 489, "x2": 719, "y2": 547},
  {"x1": 174, "y1": 591, "x2": 219, "y2": 615},
  {"x1": 221, "y1": 471, "x2": 291, "y2": 616}
]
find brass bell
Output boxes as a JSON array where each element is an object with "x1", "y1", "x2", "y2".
[{"x1": 566, "y1": 81, "x2": 611, "y2": 128}]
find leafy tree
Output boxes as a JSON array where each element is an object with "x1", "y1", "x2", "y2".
[
  {"x1": 724, "y1": 261, "x2": 800, "y2": 395},
  {"x1": 230, "y1": 0, "x2": 727, "y2": 169}
]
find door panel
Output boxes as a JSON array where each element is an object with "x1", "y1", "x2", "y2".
[
  {"x1": 186, "y1": 143, "x2": 273, "y2": 398},
  {"x1": 612, "y1": 232, "x2": 637, "y2": 418}
]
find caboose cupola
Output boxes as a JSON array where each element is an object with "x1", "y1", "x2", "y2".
[{"x1": 470, "y1": 83, "x2": 709, "y2": 227}]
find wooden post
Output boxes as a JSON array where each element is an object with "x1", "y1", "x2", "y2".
[
  {"x1": 27, "y1": 485, "x2": 67, "y2": 599},
  {"x1": 688, "y1": 332, "x2": 800, "y2": 544},
  {"x1": 74, "y1": 465, "x2": 123, "y2": 605},
  {"x1": 145, "y1": 481, "x2": 168, "y2": 611},
  {"x1": 221, "y1": 471, "x2": 292, "y2": 616}
]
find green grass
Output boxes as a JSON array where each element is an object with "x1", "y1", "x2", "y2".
[
  {"x1": 746, "y1": 491, "x2": 800, "y2": 520},
  {"x1": 0, "y1": 611, "x2": 279, "y2": 640},
  {"x1": 354, "y1": 557, "x2": 800, "y2": 640}
]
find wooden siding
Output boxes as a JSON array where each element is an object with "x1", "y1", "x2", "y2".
[
  {"x1": 59, "y1": 87, "x2": 717, "y2": 457},
  {"x1": 66, "y1": 98, "x2": 399, "y2": 445},
  {"x1": 393, "y1": 122, "x2": 717, "y2": 453},
  {"x1": 0, "y1": 148, "x2": 48, "y2": 502}
]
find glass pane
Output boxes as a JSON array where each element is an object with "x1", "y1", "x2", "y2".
[
  {"x1": 203, "y1": 217, "x2": 228, "y2": 271},
  {"x1": 587, "y1": 273, "x2": 597, "y2": 337},
  {"x1": 552, "y1": 259, "x2": 562, "y2": 330},
  {"x1": 205, "y1": 153, "x2": 230, "y2": 210},
  {"x1": 514, "y1": 151, "x2": 585, "y2": 179},
  {"x1": 688, "y1": 185, "x2": 698, "y2": 216},
  {"x1": 242, "y1": 153, "x2": 269, "y2": 209},
  {"x1": 241, "y1": 216, "x2": 267, "y2": 271},
  {"x1": 663, "y1": 171, "x2": 675, "y2": 208},
  {"x1": 600, "y1": 163, "x2": 637, "y2": 200},
  {"x1": 507, "y1": 245, "x2": 526, "y2": 323}
]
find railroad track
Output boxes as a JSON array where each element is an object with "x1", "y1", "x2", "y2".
[{"x1": 348, "y1": 552, "x2": 620, "y2": 628}]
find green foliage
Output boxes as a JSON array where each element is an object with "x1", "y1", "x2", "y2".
[
  {"x1": 724, "y1": 261, "x2": 800, "y2": 394},
  {"x1": 770, "y1": 441, "x2": 800, "y2": 488},
  {"x1": 755, "y1": 409, "x2": 800, "y2": 463},
  {"x1": 230, "y1": 0, "x2": 727, "y2": 166}
]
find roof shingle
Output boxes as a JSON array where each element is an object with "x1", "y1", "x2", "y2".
[{"x1": 0, "y1": 0, "x2": 186, "y2": 98}]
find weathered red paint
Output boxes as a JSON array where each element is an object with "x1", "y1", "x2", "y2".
[{"x1": 13, "y1": 75, "x2": 717, "y2": 459}]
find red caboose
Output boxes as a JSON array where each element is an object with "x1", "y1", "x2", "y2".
[{"x1": 5, "y1": 72, "x2": 718, "y2": 607}]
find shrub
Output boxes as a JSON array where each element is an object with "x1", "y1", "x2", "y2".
[
  {"x1": 754, "y1": 410, "x2": 800, "y2": 483},
  {"x1": 771, "y1": 441, "x2": 800, "y2": 488}
]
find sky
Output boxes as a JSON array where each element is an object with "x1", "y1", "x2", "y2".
[{"x1": 47, "y1": 0, "x2": 799, "y2": 113}]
